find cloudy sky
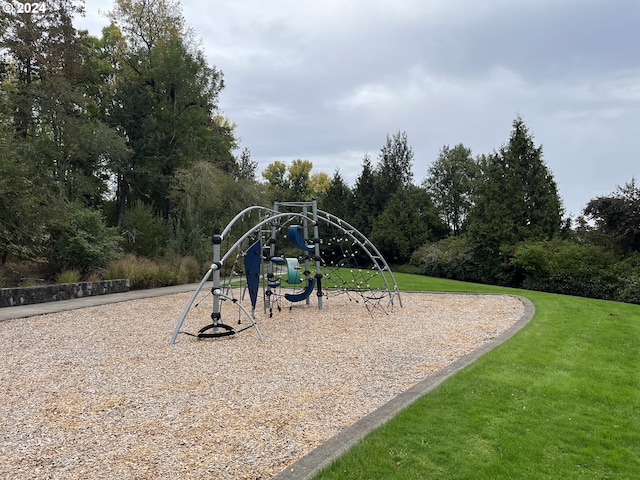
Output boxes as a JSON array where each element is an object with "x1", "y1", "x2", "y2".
[{"x1": 76, "y1": 0, "x2": 640, "y2": 218}]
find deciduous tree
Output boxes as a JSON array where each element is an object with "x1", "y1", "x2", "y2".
[
  {"x1": 424, "y1": 144, "x2": 478, "y2": 235},
  {"x1": 584, "y1": 178, "x2": 640, "y2": 255}
]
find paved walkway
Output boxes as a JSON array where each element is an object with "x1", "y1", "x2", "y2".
[
  {"x1": 0, "y1": 286, "x2": 535, "y2": 480},
  {"x1": 0, "y1": 283, "x2": 200, "y2": 322}
]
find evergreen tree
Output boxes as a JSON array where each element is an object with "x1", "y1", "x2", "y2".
[
  {"x1": 371, "y1": 186, "x2": 448, "y2": 264},
  {"x1": 374, "y1": 131, "x2": 414, "y2": 211},
  {"x1": 236, "y1": 147, "x2": 258, "y2": 181},
  {"x1": 351, "y1": 155, "x2": 376, "y2": 236},
  {"x1": 319, "y1": 170, "x2": 354, "y2": 222},
  {"x1": 468, "y1": 117, "x2": 563, "y2": 280}
]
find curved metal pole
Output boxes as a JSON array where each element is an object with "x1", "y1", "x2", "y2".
[
  {"x1": 219, "y1": 212, "x2": 311, "y2": 264},
  {"x1": 219, "y1": 293, "x2": 264, "y2": 342},
  {"x1": 169, "y1": 267, "x2": 213, "y2": 345},
  {"x1": 315, "y1": 209, "x2": 403, "y2": 307},
  {"x1": 221, "y1": 205, "x2": 275, "y2": 239}
]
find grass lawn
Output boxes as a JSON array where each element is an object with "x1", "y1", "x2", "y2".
[{"x1": 313, "y1": 274, "x2": 640, "y2": 479}]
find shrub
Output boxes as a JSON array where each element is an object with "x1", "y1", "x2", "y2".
[
  {"x1": 168, "y1": 213, "x2": 209, "y2": 264},
  {"x1": 105, "y1": 254, "x2": 203, "y2": 290},
  {"x1": 410, "y1": 236, "x2": 476, "y2": 281},
  {"x1": 616, "y1": 275, "x2": 640, "y2": 304},
  {"x1": 0, "y1": 261, "x2": 47, "y2": 287},
  {"x1": 513, "y1": 240, "x2": 621, "y2": 299},
  {"x1": 120, "y1": 203, "x2": 170, "y2": 259},
  {"x1": 51, "y1": 204, "x2": 122, "y2": 275},
  {"x1": 56, "y1": 270, "x2": 81, "y2": 284},
  {"x1": 173, "y1": 255, "x2": 202, "y2": 284}
]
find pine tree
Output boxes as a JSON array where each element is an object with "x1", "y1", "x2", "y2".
[{"x1": 468, "y1": 117, "x2": 563, "y2": 278}]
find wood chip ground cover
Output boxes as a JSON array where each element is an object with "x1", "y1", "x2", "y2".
[{"x1": 0, "y1": 292, "x2": 524, "y2": 479}]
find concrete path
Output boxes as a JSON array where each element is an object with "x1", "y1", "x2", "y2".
[{"x1": 0, "y1": 283, "x2": 200, "y2": 322}]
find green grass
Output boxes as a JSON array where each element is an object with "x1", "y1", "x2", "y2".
[{"x1": 314, "y1": 274, "x2": 640, "y2": 480}]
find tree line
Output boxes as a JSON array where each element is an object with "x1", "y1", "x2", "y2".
[{"x1": 1, "y1": 0, "x2": 638, "y2": 304}]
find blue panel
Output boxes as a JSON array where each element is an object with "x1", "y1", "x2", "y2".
[{"x1": 244, "y1": 239, "x2": 261, "y2": 309}]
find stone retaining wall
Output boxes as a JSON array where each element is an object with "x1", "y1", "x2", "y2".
[{"x1": 0, "y1": 279, "x2": 130, "y2": 307}]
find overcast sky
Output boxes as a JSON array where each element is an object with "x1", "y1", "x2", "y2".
[{"x1": 76, "y1": 0, "x2": 640, "y2": 218}]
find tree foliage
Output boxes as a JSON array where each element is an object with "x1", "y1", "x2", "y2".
[
  {"x1": 261, "y1": 159, "x2": 324, "y2": 202},
  {"x1": 468, "y1": 117, "x2": 563, "y2": 258},
  {"x1": 106, "y1": 0, "x2": 232, "y2": 219},
  {"x1": 319, "y1": 170, "x2": 354, "y2": 222},
  {"x1": 583, "y1": 178, "x2": 640, "y2": 255},
  {"x1": 351, "y1": 154, "x2": 376, "y2": 236},
  {"x1": 374, "y1": 131, "x2": 414, "y2": 211},
  {"x1": 424, "y1": 144, "x2": 478, "y2": 235},
  {"x1": 371, "y1": 186, "x2": 447, "y2": 264}
]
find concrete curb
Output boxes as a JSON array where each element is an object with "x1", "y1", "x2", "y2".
[{"x1": 273, "y1": 294, "x2": 536, "y2": 480}]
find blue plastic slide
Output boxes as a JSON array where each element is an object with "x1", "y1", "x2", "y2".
[
  {"x1": 287, "y1": 225, "x2": 315, "y2": 252},
  {"x1": 284, "y1": 277, "x2": 316, "y2": 303}
]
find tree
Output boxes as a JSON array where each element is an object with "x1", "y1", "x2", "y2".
[
  {"x1": 1, "y1": 0, "x2": 130, "y2": 205},
  {"x1": 467, "y1": 117, "x2": 563, "y2": 281},
  {"x1": 370, "y1": 186, "x2": 448, "y2": 264},
  {"x1": 236, "y1": 147, "x2": 258, "y2": 181},
  {"x1": 261, "y1": 159, "x2": 320, "y2": 202},
  {"x1": 262, "y1": 160, "x2": 289, "y2": 201},
  {"x1": 106, "y1": 0, "x2": 231, "y2": 219},
  {"x1": 171, "y1": 160, "x2": 266, "y2": 244},
  {"x1": 319, "y1": 170, "x2": 354, "y2": 221},
  {"x1": 288, "y1": 159, "x2": 313, "y2": 200},
  {"x1": 374, "y1": 131, "x2": 414, "y2": 210},
  {"x1": 584, "y1": 178, "x2": 640, "y2": 255},
  {"x1": 351, "y1": 155, "x2": 377, "y2": 236},
  {"x1": 309, "y1": 172, "x2": 331, "y2": 199},
  {"x1": 0, "y1": 118, "x2": 59, "y2": 264},
  {"x1": 424, "y1": 144, "x2": 478, "y2": 235}
]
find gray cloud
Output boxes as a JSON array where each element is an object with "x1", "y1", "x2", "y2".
[{"x1": 76, "y1": 0, "x2": 640, "y2": 217}]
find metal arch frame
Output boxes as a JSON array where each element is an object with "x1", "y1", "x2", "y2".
[
  {"x1": 314, "y1": 208, "x2": 403, "y2": 308},
  {"x1": 169, "y1": 201, "x2": 402, "y2": 345}
]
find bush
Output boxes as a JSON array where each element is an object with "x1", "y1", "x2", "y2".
[
  {"x1": 410, "y1": 236, "x2": 476, "y2": 281},
  {"x1": 51, "y1": 204, "x2": 122, "y2": 275},
  {"x1": 105, "y1": 254, "x2": 203, "y2": 290},
  {"x1": 0, "y1": 261, "x2": 47, "y2": 287},
  {"x1": 616, "y1": 275, "x2": 640, "y2": 304},
  {"x1": 168, "y1": 213, "x2": 209, "y2": 264},
  {"x1": 513, "y1": 240, "x2": 621, "y2": 300},
  {"x1": 56, "y1": 270, "x2": 81, "y2": 284},
  {"x1": 173, "y1": 255, "x2": 202, "y2": 284},
  {"x1": 120, "y1": 203, "x2": 170, "y2": 259}
]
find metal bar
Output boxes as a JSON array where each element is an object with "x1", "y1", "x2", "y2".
[{"x1": 169, "y1": 268, "x2": 213, "y2": 345}]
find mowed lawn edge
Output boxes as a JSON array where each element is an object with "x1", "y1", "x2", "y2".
[{"x1": 312, "y1": 274, "x2": 640, "y2": 480}]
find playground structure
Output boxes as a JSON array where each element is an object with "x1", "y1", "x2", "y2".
[{"x1": 170, "y1": 200, "x2": 402, "y2": 345}]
